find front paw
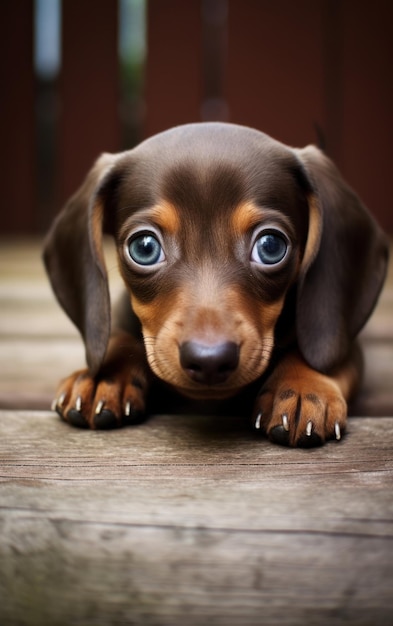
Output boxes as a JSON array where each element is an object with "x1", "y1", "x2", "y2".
[
  {"x1": 52, "y1": 367, "x2": 147, "y2": 430},
  {"x1": 253, "y1": 363, "x2": 347, "y2": 447}
]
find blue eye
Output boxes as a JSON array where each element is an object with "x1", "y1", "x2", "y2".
[
  {"x1": 127, "y1": 234, "x2": 165, "y2": 266},
  {"x1": 252, "y1": 231, "x2": 288, "y2": 266}
]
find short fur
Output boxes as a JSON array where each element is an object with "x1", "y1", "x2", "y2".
[{"x1": 43, "y1": 122, "x2": 389, "y2": 446}]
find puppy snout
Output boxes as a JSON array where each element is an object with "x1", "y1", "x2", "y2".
[{"x1": 179, "y1": 341, "x2": 239, "y2": 385}]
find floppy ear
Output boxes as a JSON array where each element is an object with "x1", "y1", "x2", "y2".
[
  {"x1": 43, "y1": 153, "x2": 119, "y2": 375},
  {"x1": 295, "y1": 145, "x2": 389, "y2": 372}
]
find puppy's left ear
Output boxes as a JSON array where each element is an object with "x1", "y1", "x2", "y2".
[{"x1": 295, "y1": 145, "x2": 389, "y2": 372}]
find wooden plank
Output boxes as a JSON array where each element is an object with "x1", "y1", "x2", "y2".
[
  {"x1": 0, "y1": 412, "x2": 392, "y2": 624},
  {"x1": 1, "y1": 522, "x2": 391, "y2": 626},
  {"x1": 0, "y1": 239, "x2": 123, "y2": 408}
]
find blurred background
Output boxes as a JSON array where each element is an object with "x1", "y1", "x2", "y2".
[{"x1": 0, "y1": 0, "x2": 392, "y2": 235}]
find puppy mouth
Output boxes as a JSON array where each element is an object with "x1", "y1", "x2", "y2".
[
  {"x1": 150, "y1": 359, "x2": 269, "y2": 401},
  {"x1": 173, "y1": 381, "x2": 243, "y2": 401}
]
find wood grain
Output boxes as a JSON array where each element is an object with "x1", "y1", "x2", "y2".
[{"x1": 1, "y1": 411, "x2": 392, "y2": 625}]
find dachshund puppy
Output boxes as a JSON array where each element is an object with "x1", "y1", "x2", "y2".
[{"x1": 43, "y1": 123, "x2": 389, "y2": 446}]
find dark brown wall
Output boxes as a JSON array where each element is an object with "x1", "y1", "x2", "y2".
[
  {"x1": 143, "y1": 0, "x2": 393, "y2": 231},
  {"x1": 144, "y1": 0, "x2": 203, "y2": 137},
  {"x1": 0, "y1": 0, "x2": 35, "y2": 233},
  {"x1": 338, "y1": 1, "x2": 393, "y2": 228},
  {"x1": 226, "y1": 0, "x2": 326, "y2": 147},
  {"x1": 58, "y1": 0, "x2": 120, "y2": 205},
  {"x1": 0, "y1": 0, "x2": 392, "y2": 233}
]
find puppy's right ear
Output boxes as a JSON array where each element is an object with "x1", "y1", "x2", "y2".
[{"x1": 43, "y1": 153, "x2": 119, "y2": 375}]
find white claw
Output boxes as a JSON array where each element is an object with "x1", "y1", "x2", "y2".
[
  {"x1": 282, "y1": 414, "x2": 289, "y2": 432},
  {"x1": 125, "y1": 401, "x2": 131, "y2": 417},
  {"x1": 58, "y1": 392, "x2": 66, "y2": 408},
  {"x1": 335, "y1": 422, "x2": 341, "y2": 441},
  {"x1": 306, "y1": 420, "x2": 313, "y2": 437},
  {"x1": 75, "y1": 396, "x2": 82, "y2": 412},
  {"x1": 95, "y1": 400, "x2": 105, "y2": 415},
  {"x1": 254, "y1": 412, "x2": 262, "y2": 430}
]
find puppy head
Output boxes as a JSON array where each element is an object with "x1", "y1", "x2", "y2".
[{"x1": 43, "y1": 123, "x2": 389, "y2": 396}]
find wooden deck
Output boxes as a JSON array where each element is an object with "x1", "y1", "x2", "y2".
[{"x1": 1, "y1": 238, "x2": 393, "y2": 625}]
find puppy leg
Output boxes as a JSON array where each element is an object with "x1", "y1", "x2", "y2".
[
  {"x1": 253, "y1": 347, "x2": 361, "y2": 447},
  {"x1": 52, "y1": 330, "x2": 150, "y2": 429}
]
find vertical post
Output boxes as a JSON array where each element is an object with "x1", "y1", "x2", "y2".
[
  {"x1": 200, "y1": 0, "x2": 229, "y2": 122},
  {"x1": 226, "y1": 0, "x2": 326, "y2": 147},
  {"x1": 0, "y1": 0, "x2": 35, "y2": 233},
  {"x1": 339, "y1": 0, "x2": 393, "y2": 231},
  {"x1": 144, "y1": 0, "x2": 203, "y2": 137},
  {"x1": 57, "y1": 0, "x2": 119, "y2": 208}
]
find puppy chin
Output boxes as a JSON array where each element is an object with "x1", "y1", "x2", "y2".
[{"x1": 173, "y1": 384, "x2": 242, "y2": 401}]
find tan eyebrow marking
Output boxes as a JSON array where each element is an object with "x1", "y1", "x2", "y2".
[
  {"x1": 149, "y1": 201, "x2": 180, "y2": 234},
  {"x1": 231, "y1": 201, "x2": 296, "y2": 242},
  {"x1": 231, "y1": 202, "x2": 264, "y2": 236}
]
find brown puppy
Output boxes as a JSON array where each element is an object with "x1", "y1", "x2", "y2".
[{"x1": 43, "y1": 123, "x2": 389, "y2": 446}]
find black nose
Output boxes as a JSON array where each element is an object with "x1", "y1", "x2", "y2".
[{"x1": 179, "y1": 341, "x2": 239, "y2": 385}]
